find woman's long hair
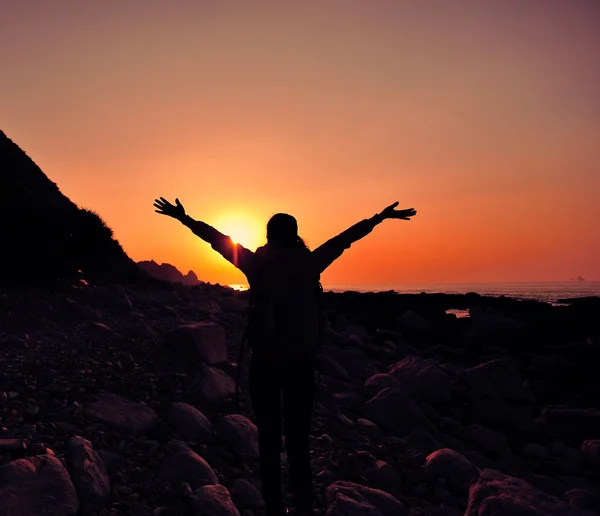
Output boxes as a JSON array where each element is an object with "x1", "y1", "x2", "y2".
[{"x1": 266, "y1": 213, "x2": 309, "y2": 250}]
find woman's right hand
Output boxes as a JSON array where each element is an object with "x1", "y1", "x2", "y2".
[{"x1": 154, "y1": 197, "x2": 187, "y2": 221}]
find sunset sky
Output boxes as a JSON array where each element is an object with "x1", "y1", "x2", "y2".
[{"x1": 2, "y1": 1, "x2": 599, "y2": 286}]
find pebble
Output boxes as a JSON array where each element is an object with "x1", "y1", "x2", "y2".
[
  {"x1": 26, "y1": 405, "x2": 40, "y2": 416},
  {"x1": 21, "y1": 424, "x2": 37, "y2": 436}
]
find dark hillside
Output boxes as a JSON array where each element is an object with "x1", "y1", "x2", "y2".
[{"x1": 0, "y1": 130, "x2": 146, "y2": 286}]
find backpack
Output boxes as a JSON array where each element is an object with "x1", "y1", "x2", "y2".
[
  {"x1": 235, "y1": 247, "x2": 326, "y2": 406},
  {"x1": 245, "y1": 280, "x2": 325, "y2": 359}
]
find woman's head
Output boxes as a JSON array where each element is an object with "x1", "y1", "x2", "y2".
[{"x1": 266, "y1": 213, "x2": 308, "y2": 249}]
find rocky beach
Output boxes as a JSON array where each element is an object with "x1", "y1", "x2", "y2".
[{"x1": 1, "y1": 282, "x2": 599, "y2": 516}]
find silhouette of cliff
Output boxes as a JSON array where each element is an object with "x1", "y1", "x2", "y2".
[
  {"x1": 137, "y1": 260, "x2": 202, "y2": 286},
  {"x1": 0, "y1": 129, "x2": 146, "y2": 286}
]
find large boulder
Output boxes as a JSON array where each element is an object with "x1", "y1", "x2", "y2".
[
  {"x1": 364, "y1": 373, "x2": 398, "y2": 397},
  {"x1": 424, "y1": 448, "x2": 480, "y2": 494},
  {"x1": 458, "y1": 358, "x2": 532, "y2": 401},
  {"x1": 231, "y1": 479, "x2": 264, "y2": 509},
  {"x1": 325, "y1": 346, "x2": 382, "y2": 381},
  {"x1": 168, "y1": 402, "x2": 214, "y2": 442},
  {"x1": 362, "y1": 460, "x2": 403, "y2": 499},
  {"x1": 68, "y1": 436, "x2": 110, "y2": 507},
  {"x1": 537, "y1": 407, "x2": 600, "y2": 442},
  {"x1": 317, "y1": 354, "x2": 351, "y2": 382},
  {"x1": 326, "y1": 481, "x2": 408, "y2": 516},
  {"x1": 529, "y1": 354, "x2": 574, "y2": 377},
  {"x1": 465, "y1": 469, "x2": 591, "y2": 516},
  {"x1": 550, "y1": 441, "x2": 585, "y2": 476},
  {"x1": 0, "y1": 438, "x2": 26, "y2": 453},
  {"x1": 458, "y1": 359, "x2": 535, "y2": 432},
  {"x1": 523, "y1": 443, "x2": 550, "y2": 461},
  {"x1": 566, "y1": 489, "x2": 600, "y2": 514},
  {"x1": 389, "y1": 356, "x2": 453, "y2": 404},
  {"x1": 164, "y1": 322, "x2": 227, "y2": 363},
  {"x1": 463, "y1": 306, "x2": 528, "y2": 347},
  {"x1": 326, "y1": 492, "x2": 383, "y2": 516},
  {"x1": 191, "y1": 485, "x2": 240, "y2": 516},
  {"x1": 84, "y1": 393, "x2": 158, "y2": 436},
  {"x1": 159, "y1": 449, "x2": 218, "y2": 489},
  {"x1": 218, "y1": 296, "x2": 248, "y2": 314},
  {"x1": 398, "y1": 309, "x2": 432, "y2": 343},
  {"x1": 0, "y1": 454, "x2": 79, "y2": 516},
  {"x1": 356, "y1": 418, "x2": 384, "y2": 441},
  {"x1": 461, "y1": 425, "x2": 514, "y2": 461},
  {"x1": 192, "y1": 365, "x2": 236, "y2": 403},
  {"x1": 219, "y1": 415, "x2": 259, "y2": 458},
  {"x1": 581, "y1": 439, "x2": 600, "y2": 472},
  {"x1": 363, "y1": 386, "x2": 436, "y2": 436}
]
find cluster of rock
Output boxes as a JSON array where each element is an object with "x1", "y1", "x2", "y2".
[
  {"x1": 137, "y1": 261, "x2": 203, "y2": 287},
  {"x1": 1, "y1": 282, "x2": 599, "y2": 515}
]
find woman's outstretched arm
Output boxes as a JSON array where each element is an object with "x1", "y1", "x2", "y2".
[
  {"x1": 311, "y1": 201, "x2": 416, "y2": 273},
  {"x1": 153, "y1": 197, "x2": 255, "y2": 275}
]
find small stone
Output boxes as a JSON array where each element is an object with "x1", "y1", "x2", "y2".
[
  {"x1": 27, "y1": 443, "x2": 50, "y2": 455},
  {"x1": 26, "y1": 405, "x2": 40, "y2": 416},
  {"x1": 165, "y1": 322, "x2": 228, "y2": 363},
  {"x1": 55, "y1": 422, "x2": 79, "y2": 436},
  {"x1": 524, "y1": 443, "x2": 550, "y2": 461},
  {"x1": 8, "y1": 391, "x2": 19, "y2": 400},
  {"x1": 115, "y1": 485, "x2": 132, "y2": 496},
  {"x1": 90, "y1": 322, "x2": 113, "y2": 333},
  {"x1": 182, "y1": 482, "x2": 194, "y2": 499}
]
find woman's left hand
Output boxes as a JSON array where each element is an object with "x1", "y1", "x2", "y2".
[{"x1": 379, "y1": 201, "x2": 417, "y2": 220}]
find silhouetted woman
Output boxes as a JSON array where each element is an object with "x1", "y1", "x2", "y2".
[{"x1": 154, "y1": 198, "x2": 416, "y2": 516}]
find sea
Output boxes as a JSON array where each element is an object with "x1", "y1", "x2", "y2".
[{"x1": 229, "y1": 281, "x2": 600, "y2": 305}]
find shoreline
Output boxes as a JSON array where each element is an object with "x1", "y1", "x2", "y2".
[{"x1": 227, "y1": 281, "x2": 600, "y2": 305}]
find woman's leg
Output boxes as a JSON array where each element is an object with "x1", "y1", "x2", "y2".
[
  {"x1": 282, "y1": 359, "x2": 316, "y2": 513},
  {"x1": 249, "y1": 357, "x2": 285, "y2": 516}
]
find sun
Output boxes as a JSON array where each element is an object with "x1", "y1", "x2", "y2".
[{"x1": 215, "y1": 214, "x2": 264, "y2": 250}]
